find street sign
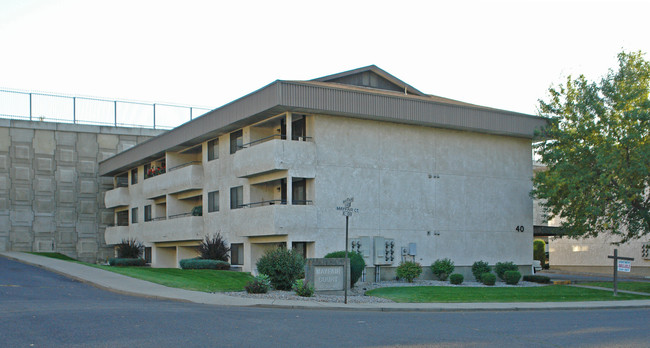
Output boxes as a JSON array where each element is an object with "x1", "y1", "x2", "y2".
[
  {"x1": 617, "y1": 260, "x2": 631, "y2": 272},
  {"x1": 335, "y1": 197, "x2": 359, "y2": 304}
]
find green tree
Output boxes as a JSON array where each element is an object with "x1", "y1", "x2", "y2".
[{"x1": 532, "y1": 50, "x2": 650, "y2": 243}]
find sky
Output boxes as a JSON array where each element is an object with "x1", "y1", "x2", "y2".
[{"x1": 1, "y1": 0, "x2": 649, "y2": 122}]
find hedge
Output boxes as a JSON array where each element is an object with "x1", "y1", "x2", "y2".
[
  {"x1": 108, "y1": 258, "x2": 146, "y2": 267},
  {"x1": 523, "y1": 275, "x2": 551, "y2": 284},
  {"x1": 179, "y1": 258, "x2": 230, "y2": 270}
]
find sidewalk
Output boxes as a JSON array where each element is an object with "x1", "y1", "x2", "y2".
[{"x1": 2, "y1": 251, "x2": 650, "y2": 312}]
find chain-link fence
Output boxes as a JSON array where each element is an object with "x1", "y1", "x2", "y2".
[{"x1": 0, "y1": 89, "x2": 212, "y2": 129}]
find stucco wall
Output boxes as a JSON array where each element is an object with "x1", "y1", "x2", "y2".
[
  {"x1": 308, "y1": 115, "x2": 534, "y2": 267},
  {"x1": 549, "y1": 234, "x2": 650, "y2": 276},
  {"x1": 0, "y1": 119, "x2": 163, "y2": 262}
]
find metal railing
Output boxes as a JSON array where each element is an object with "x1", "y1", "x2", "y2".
[
  {"x1": 239, "y1": 134, "x2": 313, "y2": 149},
  {"x1": 242, "y1": 199, "x2": 313, "y2": 208},
  {"x1": 168, "y1": 161, "x2": 202, "y2": 172},
  {"x1": 0, "y1": 88, "x2": 213, "y2": 130}
]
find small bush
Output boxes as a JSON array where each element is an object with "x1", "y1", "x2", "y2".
[
  {"x1": 179, "y1": 258, "x2": 230, "y2": 270},
  {"x1": 533, "y1": 239, "x2": 546, "y2": 267},
  {"x1": 256, "y1": 248, "x2": 305, "y2": 290},
  {"x1": 449, "y1": 273, "x2": 464, "y2": 285},
  {"x1": 293, "y1": 279, "x2": 315, "y2": 297},
  {"x1": 431, "y1": 258, "x2": 455, "y2": 281},
  {"x1": 396, "y1": 261, "x2": 422, "y2": 283},
  {"x1": 197, "y1": 233, "x2": 230, "y2": 261},
  {"x1": 108, "y1": 258, "x2": 146, "y2": 267},
  {"x1": 481, "y1": 272, "x2": 496, "y2": 286},
  {"x1": 504, "y1": 270, "x2": 522, "y2": 285},
  {"x1": 523, "y1": 275, "x2": 551, "y2": 284},
  {"x1": 495, "y1": 261, "x2": 519, "y2": 281},
  {"x1": 191, "y1": 205, "x2": 203, "y2": 216},
  {"x1": 245, "y1": 274, "x2": 271, "y2": 294},
  {"x1": 471, "y1": 261, "x2": 491, "y2": 282},
  {"x1": 116, "y1": 239, "x2": 144, "y2": 259},
  {"x1": 324, "y1": 251, "x2": 366, "y2": 287}
]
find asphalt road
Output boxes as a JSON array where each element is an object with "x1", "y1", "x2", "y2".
[{"x1": 1, "y1": 257, "x2": 649, "y2": 348}]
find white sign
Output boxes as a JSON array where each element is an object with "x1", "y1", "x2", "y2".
[{"x1": 617, "y1": 260, "x2": 632, "y2": 272}]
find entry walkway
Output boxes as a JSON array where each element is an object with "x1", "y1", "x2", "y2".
[{"x1": 2, "y1": 251, "x2": 650, "y2": 312}]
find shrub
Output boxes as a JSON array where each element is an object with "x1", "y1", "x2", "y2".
[
  {"x1": 245, "y1": 274, "x2": 271, "y2": 294},
  {"x1": 481, "y1": 272, "x2": 496, "y2": 286},
  {"x1": 431, "y1": 258, "x2": 455, "y2": 281},
  {"x1": 523, "y1": 275, "x2": 551, "y2": 284},
  {"x1": 293, "y1": 279, "x2": 315, "y2": 297},
  {"x1": 256, "y1": 248, "x2": 305, "y2": 290},
  {"x1": 533, "y1": 239, "x2": 546, "y2": 267},
  {"x1": 449, "y1": 273, "x2": 464, "y2": 285},
  {"x1": 504, "y1": 270, "x2": 522, "y2": 285},
  {"x1": 108, "y1": 258, "x2": 146, "y2": 267},
  {"x1": 495, "y1": 261, "x2": 519, "y2": 281},
  {"x1": 396, "y1": 261, "x2": 422, "y2": 282},
  {"x1": 116, "y1": 239, "x2": 144, "y2": 259},
  {"x1": 324, "y1": 251, "x2": 366, "y2": 287},
  {"x1": 179, "y1": 258, "x2": 230, "y2": 270},
  {"x1": 191, "y1": 205, "x2": 203, "y2": 216},
  {"x1": 197, "y1": 233, "x2": 230, "y2": 261},
  {"x1": 471, "y1": 260, "x2": 491, "y2": 282}
]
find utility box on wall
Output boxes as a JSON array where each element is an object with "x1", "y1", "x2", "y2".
[
  {"x1": 349, "y1": 236, "x2": 372, "y2": 264},
  {"x1": 373, "y1": 237, "x2": 395, "y2": 265}
]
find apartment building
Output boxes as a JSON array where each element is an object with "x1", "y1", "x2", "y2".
[{"x1": 99, "y1": 66, "x2": 548, "y2": 278}]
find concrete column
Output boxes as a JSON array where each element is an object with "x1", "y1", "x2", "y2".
[
  {"x1": 286, "y1": 175, "x2": 292, "y2": 205},
  {"x1": 286, "y1": 113, "x2": 292, "y2": 141}
]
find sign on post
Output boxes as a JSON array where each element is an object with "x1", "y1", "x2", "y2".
[
  {"x1": 617, "y1": 260, "x2": 632, "y2": 272},
  {"x1": 335, "y1": 197, "x2": 359, "y2": 304}
]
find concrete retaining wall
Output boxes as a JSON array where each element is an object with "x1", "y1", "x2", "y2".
[{"x1": 0, "y1": 119, "x2": 164, "y2": 262}]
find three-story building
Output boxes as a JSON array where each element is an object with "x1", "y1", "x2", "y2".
[{"x1": 99, "y1": 66, "x2": 547, "y2": 278}]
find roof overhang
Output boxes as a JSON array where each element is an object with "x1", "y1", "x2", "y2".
[{"x1": 99, "y1": 80, "x2": 549, "y2": 176}]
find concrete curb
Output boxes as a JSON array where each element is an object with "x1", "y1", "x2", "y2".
[{"x1": 3, "y1": 252, "x2": 650, "y2": 312}]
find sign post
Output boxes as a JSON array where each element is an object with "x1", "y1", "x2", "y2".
[
  {"x1": 607, "y1": 249, "x2": 634, "y2": 296},
  {"x1": 336, "y1": 197, "x2": 359, "y2": 304}
]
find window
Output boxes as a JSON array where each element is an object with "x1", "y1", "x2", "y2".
[
  {"x1": 131, "y1": 168, "x2": 138, "y2": 185},
  {"x1": 292, "y1": 242, "x2": 307, "y2": 259},
  {"x1": 292, "y1": 178, "x2": 307, "y2": 205},
  {"x1": 208, "y1": 139, "x2": 219, "y2": 161},
  {"x1": 230, "y1": 129, "x2": 243, "y2": 154},
  {"x1": 231, "y1": 243, "x2": 243, "y2": 265},
  {"x1": 230, "y1": 186, "x2": 243, "y2": 209},
  {"x1": 116, "y1": 210, "x2": 129, "y2": 226},
  {"x1": 144, "y1": 205, "x2": 152, "y2": 222},
  {"x1": 131, "y1": 207, "x2": 138, "y2": 224},
  {"x1": 208, "y1": 191, "x2": 219, "y2": 212}
]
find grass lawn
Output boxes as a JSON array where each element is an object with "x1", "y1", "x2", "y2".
[
  {"x1": 29, "y1": 252, "x2": 253, "y2": 292},
  {"x1": 366, "y1": 285, "x2": 650, "y2": 303},
  {"x1": 580, "y1": 282, "x2": 650, "y2": 294},
  {"x1": 92, "y1": 265, "x2": 253, "y2": 292}
]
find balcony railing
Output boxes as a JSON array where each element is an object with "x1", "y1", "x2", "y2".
[
  {"x1": 239, "y1": 134, "x2": 313, "y2": 149},
  {"x1": 168, "y1": 161, "x2": 202, "y2": 172},
  {"x1": 242, "y1": 199, "x2": 313, "y2": 208}
]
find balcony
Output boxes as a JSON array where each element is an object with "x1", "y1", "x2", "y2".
[
  {"x1": 141, "y1": 215, "x2": 204, "y2": 242},
  {"x1": 104, "y1": 187, "x2": 130, "y2": 208},
  {"x1": 233, "y1": 138, "x2": 315, "y2": 178},
  {"x1": 105, "y1": 226, "x2": 131, "y2": 245},
  {"x1": 229, "y1": 204, "x2": 317, "y2": 237},
  {"x1": 105, "y1": 216, "x2": 204, "y2": 245},
  {"x1": 142, "y1": 163, "x2": 203, "y2": 199}
]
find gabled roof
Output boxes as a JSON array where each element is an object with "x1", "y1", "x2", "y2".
[{"x1": 312, "y1": 65, "x2": 426, "y2": 96}]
